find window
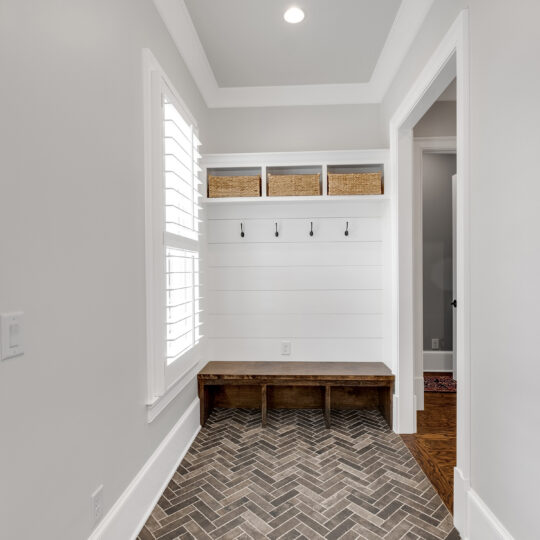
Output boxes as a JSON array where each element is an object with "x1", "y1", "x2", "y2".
[
  {"x1": 144, "y1": 50, "x2": 202, "y2": 415},
  {"x1": 163, "y1": 94, "x2": 201, "y2": 241},
  {"x1": 165, "y1": 247, "x2": 200, "y2": 365}
]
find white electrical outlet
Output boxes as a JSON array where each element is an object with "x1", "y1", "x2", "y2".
[
  {"x1": 91, "y1": 485, "x2": 104, "y2": 527},
  {"x1": 280, "y1": 341, "x2": 291, "y2": 356},
  {"x1": 431, "y1": 338, "x2": 440, "y2": 350}
]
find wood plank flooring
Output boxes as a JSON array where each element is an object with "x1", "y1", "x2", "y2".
[{"x1": 401, "y1": 386, "x2": 456, "y2": 514}]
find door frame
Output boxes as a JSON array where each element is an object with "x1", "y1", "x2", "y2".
[
  {"x1": 413, "y1": 137, "x2": 457, "y2": 411},
  {"x1": 451, "y1": 173, "x2": 457, "y2": 382},
  {"x1": 389, "y1": 9, "x2": 470, "y2": 535}
]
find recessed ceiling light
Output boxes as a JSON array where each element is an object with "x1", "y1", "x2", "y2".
[{"x1": 284, "y1": 7, "x2": 305, "y2": 24}]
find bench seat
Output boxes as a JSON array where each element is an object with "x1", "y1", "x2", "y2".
[{"x1": 197, "y1": 361, "x2": 395, "y2": 429}]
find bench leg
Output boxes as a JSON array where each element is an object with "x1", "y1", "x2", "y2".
[
  {"x1": 377, "y1": 385, "x2": 392, "y2": 428},
  {"x1": 324, "y1": 385, "x2": 331, "y2": 428},
  {"x1": 261, "y1": 384, "x2": 267, "y2": 427}
]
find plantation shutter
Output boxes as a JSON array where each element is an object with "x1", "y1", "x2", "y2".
[{"x1": 161, "y1": 89, "x2": 202, "y2": 367}]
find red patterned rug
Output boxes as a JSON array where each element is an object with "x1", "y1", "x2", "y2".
[{"x1": 424, "y1": 374, "x2": 457, "y2": 393}]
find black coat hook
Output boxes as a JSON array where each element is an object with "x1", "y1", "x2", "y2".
[
  {"x1": 309, "y1": 222, "x2": 314, "y2": 237},
  {"x1": 344, "y1": 221, "x2": 349, "y2": 236},
  {"x1": 274, "y1": 222, "x2": 279, "y2": 237},
  {"x1": 240, "y1": 223, "x2": 245, "y2": 238}
]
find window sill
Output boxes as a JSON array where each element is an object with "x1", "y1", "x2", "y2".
[{"x1": 146, "y1": 362, "x2": 200, "y2": 423}]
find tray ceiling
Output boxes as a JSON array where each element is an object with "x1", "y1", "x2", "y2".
[
  {"x1": 152, "y1": 0, "x2": 435, "y2": 107},
  {"x1": 184, "y1": 0, "x2": 400, "y2": 87}
]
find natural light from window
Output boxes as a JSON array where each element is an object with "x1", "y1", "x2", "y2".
[{"x1": 162, "y1": 94, "x2": 201, "y2": 366}]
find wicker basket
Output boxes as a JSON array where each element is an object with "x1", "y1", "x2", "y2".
[
  {"x1": 327, "y1": 172, "x2": 383, "y2": 195},
  {"x1": 208, "y1": 175, "x2": 261, "y2": 198},
  {"x1": 267, "y1": 174, "x2": 321, "y2": 197}
]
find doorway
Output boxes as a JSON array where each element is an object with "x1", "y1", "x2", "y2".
[
  {"x1": 389, "y1": 9, "x2": 470, "y2": 536},
  {"x1": 413, "y1": 138, "x2": 457, "y2": 411},
  {"x1": 404, "y1": 133, "x2": 457, "y2": 512}
]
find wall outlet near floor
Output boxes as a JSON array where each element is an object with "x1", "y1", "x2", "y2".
[
  {"x1": 91, "y1": 485, "x2": 104, "y2": 527},
  {"x1": 280, "y1": 341, "x2": 291, "y2": 356},
  {"x1": 431, "y1": 338, "x2": 440, "y2": 350}
]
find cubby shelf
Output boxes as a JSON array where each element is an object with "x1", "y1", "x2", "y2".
[
  {"x1": 202, "y1": 194, "x2": 390, "y2": 204},
  {"x1": 201, "y1": 149, "x2": 390, "y2": 203}
]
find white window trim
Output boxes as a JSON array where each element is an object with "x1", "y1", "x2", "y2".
[{"x1": 143, "y1": 49, "x2": 201, "y2": 422}]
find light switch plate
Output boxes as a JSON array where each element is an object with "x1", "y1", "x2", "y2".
[{"x1": 1, "y1": 312, "x2": 24, "y2": 361}]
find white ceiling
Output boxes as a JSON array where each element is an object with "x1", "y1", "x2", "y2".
[
  {"x1": 152, "y1": 0, "x2": 435, "y2": 107},
  {"x1": 184, "y1": 0, "x2": 401, "y2": 87}
]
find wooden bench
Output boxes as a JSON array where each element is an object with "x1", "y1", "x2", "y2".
[{"x1": 197, "y1": 361, "x2": 395, "y2": 429}]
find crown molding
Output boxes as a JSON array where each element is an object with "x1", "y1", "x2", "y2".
[
  {"x1": 212, "y1": 82, "x2": 378, "y2": 108},
  {"x1": 369, "y1": 0, "x2": 434, "y2": 98},
  {"x1": 152, "y1": 0, "x2": 434, "y2": 108},
  {"x1": 151, "y1": 0, "x2": 220, "y2": 105}
]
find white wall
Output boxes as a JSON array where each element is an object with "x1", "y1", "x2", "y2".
[
  {"x1": 467, "y1": 1, "x2": 540, "y2": 538},
  {"x1": 0, "y1": 1, "x2": 207, "y2": 538},
  {"x1": 384, "y1": 1, "x2": 540, "y2": 537},
  {"x1": 204, "y1": 104, "x2": 386, "y2": 154},
  {"x1": 205, "y1": 200, "x2": 391, "y2": 366},
  {"x1": 422, "y1": 153, "x2": 456, "y2": 351},
  {"x1": 414, "y1": 101, "x2": 457, "y2": 138}
]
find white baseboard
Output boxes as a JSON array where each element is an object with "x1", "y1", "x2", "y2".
[
  {"x1": 89, "y1": 398, "x2": 200, "y2": 540},
  {"x1": 392, "y1": 393, "x2": 417, "y2": 434},
  {"x1": 392, "y1": 394, "x2": 398, "y2": 432},
  {"x1": 392, "y1": 394, "x2": 416, "y2": 433},
  {"x1": 414, "y1": 376, "x2": 424, "y2": 411},
  {"x1": 454, "y1": 467, "x2": 469, "y2": 536},
  {"x1": 423, "y1": 350, "x2": 453, "y2": 372},
  {"x1": 468, "y1": 489, "x2": 514, "y2": 540},
  {"x1": 454, "y1": 467, "x2": 514, "y2": 540},
  {"x1": 412, "y1": 394, "x2": 417, "y2": 432}
]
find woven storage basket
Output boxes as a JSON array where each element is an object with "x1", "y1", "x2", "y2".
[
  {"x1": 327, "y1": 172, "x2": 383, "y2": 195},
  {"x1": 208, "y1": 175, "x2": 261, "y2": 198},
  {"x1": 267, "y1": 174, "x2": 321, "y2": 197}
]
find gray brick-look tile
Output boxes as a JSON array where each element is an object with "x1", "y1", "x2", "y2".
[{"x1": 137, "y1": 409, "x2": 460, "y2": 539}]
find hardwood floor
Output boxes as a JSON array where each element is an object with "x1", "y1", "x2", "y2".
[{"x1": 401, "y1": 384, "x2": 456, "y2": 513}]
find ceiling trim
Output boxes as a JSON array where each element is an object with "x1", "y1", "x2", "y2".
[
  {"x1": 151, "y1": 0, "x2": 219, "y2": 105},
  {"x1": 369, "y1": 0, "x2": 434, "y2": 99},
  {"x1": 152, "y1": 0, "x2": 434, "y2": 108}
]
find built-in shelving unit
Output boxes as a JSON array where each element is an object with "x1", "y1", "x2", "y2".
[
  {"x1": 201, "y1": 150, "x2": 390, "y2": 203},
  {"x1": 203, "y1": 194, "x2": 389, "y2": 204},
  {"x1": 206, "y1": 166, "x2": 262, "y2": 178},
  {"x1": 202, "y1": 148, "x2": 394, "y2": 372}
]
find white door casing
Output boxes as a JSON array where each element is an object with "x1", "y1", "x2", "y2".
[
  {"x1": 452, "y1": 173, "x2": 457, "y2": 381},
  {"x1": 389, "y1": 9, "x2": 470, "y2": 536}
]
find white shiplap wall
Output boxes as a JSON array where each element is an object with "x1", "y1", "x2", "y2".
[{"x1": 204, "y1": 199, "x2": 392, "y2": 367}]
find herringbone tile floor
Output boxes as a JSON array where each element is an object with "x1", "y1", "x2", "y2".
[{"x1": 138, "y1": 409, "x2": 460, "y2": 540}]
